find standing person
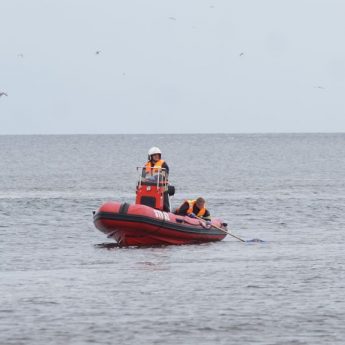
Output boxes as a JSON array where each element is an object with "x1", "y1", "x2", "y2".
[
  {"x1": 175, "y1": 197, "x2": 211, "y2": 220},
  {"x1": 144, "y1": 147, "x2": 171, "y2": 212},
  {"x1": 144, "y1": 147, "x2": 169, "y2": 179}
]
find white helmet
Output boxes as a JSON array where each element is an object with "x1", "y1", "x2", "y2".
[{"x1": 148, "y1": 147, "x2": 162, "y2": 159}]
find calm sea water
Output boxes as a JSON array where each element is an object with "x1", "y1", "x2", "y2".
[{"x1": 1, "y1": 134, "x2": 345, "y2": 345}]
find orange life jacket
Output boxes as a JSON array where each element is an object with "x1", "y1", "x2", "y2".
[
  {"x1": 145, "y1": 159, "x2": 165, "y2": 175},
  {"x1": 186, "y1": 199, "x2": 206, "y2": 217}
]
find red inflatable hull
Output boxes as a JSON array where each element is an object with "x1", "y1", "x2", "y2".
[{"x1": 93, "y1": 202, "x2": 227, "y2": 246}]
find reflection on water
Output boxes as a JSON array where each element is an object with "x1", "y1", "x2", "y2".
[{"x1": 94, "y1": 243, "x2": 120, "y2": 249}]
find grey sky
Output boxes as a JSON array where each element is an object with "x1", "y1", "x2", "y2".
[{"x1": 1, "y1": 0, "x2": 345, "y2": 134}]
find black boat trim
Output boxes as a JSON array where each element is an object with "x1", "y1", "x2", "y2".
[{"x1": 94, "y1": 211, "x2": 226, "y2": 236}]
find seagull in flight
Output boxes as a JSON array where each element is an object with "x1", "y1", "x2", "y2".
[{"x1": 0, "y1": 92, "x2": 8, "y2": 97}]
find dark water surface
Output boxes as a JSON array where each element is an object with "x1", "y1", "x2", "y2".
[{"x1": 1, "y1": 134, "x2": 345, "y2": 344}]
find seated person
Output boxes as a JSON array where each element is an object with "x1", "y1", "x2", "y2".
[{"x1": 175, "y1": 197, "x2": 211, "y2": 220}]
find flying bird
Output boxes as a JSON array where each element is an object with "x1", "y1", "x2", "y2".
[
  {"x1": 168, "y1": 17, "x2": 176, "y2": 21},
  {"x1": 95, "y1": 50, "x2": 101, "y2": 55},
  {"x1": 0, "y1": 92, "x2": 8, "y2": 97},
  {"x1": 239, "y1": 52, "x2": 244, "y2": 56}
]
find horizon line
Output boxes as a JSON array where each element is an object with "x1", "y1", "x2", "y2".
[{"x1": 0, "y1": 131, "x2": 345, "y2": 136}]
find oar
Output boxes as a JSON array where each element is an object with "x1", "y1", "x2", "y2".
[
  {"x1": 195, "y1": 215, "x2": 246, "y2": 242},
  {"x1": 195, "y1": 215, "x2": 265, "y2": 243},
  {"x1": 216, "y1": 224, "x2": 246, "y2": 242}
]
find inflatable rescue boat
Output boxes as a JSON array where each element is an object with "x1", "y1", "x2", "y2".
[{"x1": 93, "y1": 167, "x2": 227, "y2": 246}]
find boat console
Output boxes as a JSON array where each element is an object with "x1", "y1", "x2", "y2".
[{"x1": 135, "y1": 167, "x2": 174, "y2": 210}]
